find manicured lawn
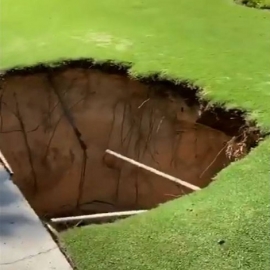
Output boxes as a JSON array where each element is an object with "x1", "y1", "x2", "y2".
[{"x1": 1, "y1": 0, "x2": 270, "y2": 269}]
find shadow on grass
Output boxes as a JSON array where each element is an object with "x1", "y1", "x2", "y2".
[{"x1": 235, "y1": 0, "x2": 270, "y2": 10}]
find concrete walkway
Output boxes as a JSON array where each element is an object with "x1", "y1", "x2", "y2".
[{"x1": 0, "y1": 164, "x2": 72, "y2": 270}]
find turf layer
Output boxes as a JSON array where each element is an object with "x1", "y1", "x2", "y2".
[{"x1": 1, "y1": 0, "x2": 270, "y2": 269}]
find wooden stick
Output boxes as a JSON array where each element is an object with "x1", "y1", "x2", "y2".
[
  {"x1": 105, "y1": 149, "x2": 201, "y2": 191},
  {"x1": 50, "y1": 210, "x2": 147, "y2": 223},
  {"x1": 44, "y1": 222, "x2": 59, "y2": 238},
  {"x1": 0, "y1": 150, "x2": 13, "y2": 175}
]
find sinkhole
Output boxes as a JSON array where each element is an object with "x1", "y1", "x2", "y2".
[{"x1": 0, "y1": 62, "x2": 261, "y2": 219}]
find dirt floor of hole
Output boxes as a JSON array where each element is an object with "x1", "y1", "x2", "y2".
[{"x1": 0, "y1": 67, "x2": 246, "y2": 217}]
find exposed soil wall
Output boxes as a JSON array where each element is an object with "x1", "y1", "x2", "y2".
[{"x1": 0, "y1": 66, "x2": 248, "y2": 217}]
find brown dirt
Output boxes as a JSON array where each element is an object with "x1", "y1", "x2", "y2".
[{"x1": 0, "y1": 65, "x2": 253, "y2": 217}]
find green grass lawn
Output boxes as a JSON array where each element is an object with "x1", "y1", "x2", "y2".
[{"x1": 1, "y1": 0, "x2": 270, "y2": 269}]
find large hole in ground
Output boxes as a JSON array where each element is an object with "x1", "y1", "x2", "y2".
[{"x1": 0, "y1": 62, "x2": 261, "y2": 219}]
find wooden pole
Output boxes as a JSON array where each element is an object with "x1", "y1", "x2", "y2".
[
  {"x1": 50, "y1": 210, "x2": 147, "y2": 223},
  {"x1": 0, "y1": 150, "x2": 13, "y2": 175},
  {"x1": 105, "y1": 149, "x2": 201, "y2": 191}
]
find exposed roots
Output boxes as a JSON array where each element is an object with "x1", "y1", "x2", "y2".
[{"x1": 226, "y1": 127, "x2": 260, "y2": 160}]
